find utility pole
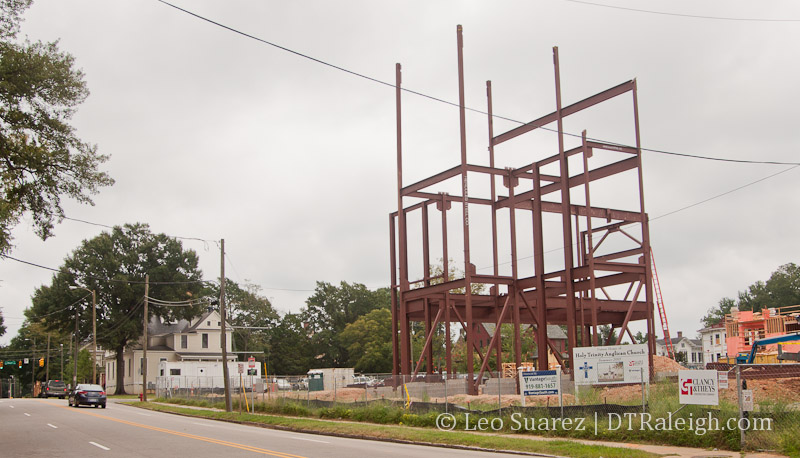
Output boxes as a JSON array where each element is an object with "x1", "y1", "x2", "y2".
[
  {"x1": 46, "y1": 335, "x2": 50, "y2": 382},
  {"x1": 31, "y1": 338, "x2": 35, "y2": 397},
  {"x1": 220, "y1": 239, "x2": 232, "y2": 412},
  {"x1": 142, "y1": 274, "x2": 149, "y2": 402},
  {"x1": 60, "y1": 344, "x2": 64, "y2": 380},
  {"x1": 91, "y1": 290, "x2": 96, "y2": 384},
  {"x1": 73, "y1": 301, "x2": 79, "y2": 390}
]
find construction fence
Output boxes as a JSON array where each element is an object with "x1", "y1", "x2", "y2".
[{"x1": 154, "y1": 364, "x2": 800, "y2": 452}]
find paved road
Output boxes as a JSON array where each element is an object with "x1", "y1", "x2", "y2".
[{"x1": 0, "y1": 397, "x2": 529, "y2": 457}]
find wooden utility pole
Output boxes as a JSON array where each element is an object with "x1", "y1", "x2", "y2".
[
  {"x1": 46, "y1": 335, "x2": 50, "y2": 381},
  {"x1": 142, "y1": 274, "x2": 149, "y2": 401},
  {"x1": 91, "y1": 289, "x2": 96, "y2": 384},
  {"x1": 220, "y1": 239, "x2": 232, "y2": 412}
]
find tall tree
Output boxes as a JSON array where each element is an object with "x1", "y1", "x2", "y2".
[
  {"x1": 339, "y1": 308, "x2": 393, "y2": 373},
  {"x1": 27, "y1": 223, "x2": 204, "y2": 394},
  {"x1": 702, "y1": 263, "x2": 800, "y2": 327},
  {"x1": 302, "y1": 281, "x2": 389, "y2": 367},
  {"x1": 0, "y1": 0, "x2": 113, "y2": 254},
  {"x1": 266, "y1": 313, "x2": 312, "y2": 375},
  {"x1": 0, "y1": 309, "x2": 5, "y2": 337}
]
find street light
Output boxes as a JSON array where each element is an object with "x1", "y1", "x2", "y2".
[
  {"x1": 60, "y1": 343, "x2": 64, "y2": 380},
  {"x1": 70, "y1": 286, "x2": 96, "y2": 384}
]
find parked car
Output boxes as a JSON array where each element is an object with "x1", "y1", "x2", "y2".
[
  {"x1": 41, "y1": 380, "x2": 68, "y2": 399},
  {"x1": 68, "y1": 384, "x2": 106, "y2": 408}
]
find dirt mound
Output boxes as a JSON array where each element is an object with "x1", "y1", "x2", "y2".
[{"x1": 653, "y1": 355, "x2": 685, "y2": 372}]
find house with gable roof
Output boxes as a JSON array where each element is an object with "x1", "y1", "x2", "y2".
[{"x1": 104, "y1": 308, "x2": 235, "y2": 394}]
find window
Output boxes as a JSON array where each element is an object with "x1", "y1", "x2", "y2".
[
  {"x1": 170, "y1": 368, "x2": 181, "y2": 376},
  {"x1": 207, "y1": 321, "x2": 211, "y2": 326},
  {"x1": 715, "y1": 334, "x2": 720, "y2": 345},
  {"x1": 128, "y1": 358, "x2": 131, "y2": 377},
  {"x1": 202, "y1": 333, "x2": 209, "y2": 348},
  {"x1": 218, "y1": 321, "x2": 221, "y2": 326},
  {"x1": 181, "y1": 335, "x2": 187, "y2": 349}
]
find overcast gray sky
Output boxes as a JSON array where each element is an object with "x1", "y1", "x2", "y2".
[{"x1": 2, "y1": 0, "x2": 799, "y2": 346}]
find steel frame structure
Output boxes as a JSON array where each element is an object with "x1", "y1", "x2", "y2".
[{"x1": 390, "y1": 26, "x2": 656, "y2": 395}]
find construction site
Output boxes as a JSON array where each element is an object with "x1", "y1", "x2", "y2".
[{"x1": 389, "y1": 26, "x2": 662, "y2": 395}]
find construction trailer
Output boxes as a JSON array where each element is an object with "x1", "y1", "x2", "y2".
[
  {"x1": 307, "y1": 368, "x2": 355, "y2": 392},
  {"x1": 390, "y1": 26, "x2": 656, "y2": 395}
]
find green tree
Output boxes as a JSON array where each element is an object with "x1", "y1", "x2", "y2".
[
  {"x1": 266, "y1": 313, "x2": 312, "y2": 375},
  {"x1": 0, "y1": 0, "x2": 113, "y2": 254},
  {"x1": 63, "y1": 349, "x2": 92, "y2": 385},
  {"x1": 201, "y1": 279, "x2": 278, "y2": 356},
  {"x1": 702, "y1": 263, "x2": 800, "y2": 326},
  {"x1": 0, "y1": 309, "x2": 5, "y2": 337},
  {"x1": 301, "y1": 281, "x2": 389, "y2": 367},
  {"x1": 701, "y1": 297, "x2": 736, "y2": 328},
  {"x1": 27, "y1": 223, "x2": 204, "y2": 394},
  {"x1": 339, "y1": 308, "x2": 393, "y2": 373}
]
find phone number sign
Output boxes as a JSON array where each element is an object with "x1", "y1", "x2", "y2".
[{"x1": 519, "y1": 370, "x2": 560, "y2": 396}]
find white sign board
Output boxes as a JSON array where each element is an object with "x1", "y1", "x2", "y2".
[
  {"x1": 679, "y1": 369, "x2": 719, "y2": 405},
  {"x1": 717, "y1": 371, "x2": 729, "y2": 389},
  {"x1": 519, "y1": 370, "x2": 561, "y2": 396},
  {"x1": 237, "y1": 363, "x2": 244, "y2": 374},
  {"x1": 572, "y1": 344, "x2": 648, "y2": 385},
  {"x1": 742, "y1": 389, "x2": 754, "y2": 411}
]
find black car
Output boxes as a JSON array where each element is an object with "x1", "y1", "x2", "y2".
[
  {"x1": 42, "y1": 380, "x2": 68, "y2": 399},
  {"x1": 68, "y1": 384, "x2": 106, "y2": 408}
]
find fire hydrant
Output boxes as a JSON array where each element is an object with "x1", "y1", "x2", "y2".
[{"x1": 139, "y1": 393, "x2": 143, "y2": 401}]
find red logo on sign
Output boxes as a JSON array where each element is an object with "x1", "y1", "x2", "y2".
[{"x1": 680, "y1": 378, "x2": 693, "y2": 395}]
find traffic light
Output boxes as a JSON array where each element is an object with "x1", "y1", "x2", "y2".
[
  {"x1": 39, "y1": 358, "x2": 44, "y2": 367},
  {"x1": 0, "y1": 361, "x2": 4, "y2": 369},
  {"x1": 18, "y1": 360, "x2": 22, "y2": 368}
]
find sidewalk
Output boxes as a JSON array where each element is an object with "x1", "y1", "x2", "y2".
[{"x1": 513, "y1": 435, "x2": 788, "y2": 458}]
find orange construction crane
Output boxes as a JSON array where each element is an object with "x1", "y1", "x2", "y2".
[{"x1": 651, "y1": 251, "x2": 675, "y2": 359}]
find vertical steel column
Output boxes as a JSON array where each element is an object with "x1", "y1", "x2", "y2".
[
  {"x1": 553, "y1": 47, "x2": 578, "y2": 373},
  {"x1": 395, "y1": 63, "x2": 411, "y2": 377},
  {"x1": 581, "y1": 131, "x2": 599, "y2": 345},
  {"x1": 487, "y1": 81, "x2": 503, "y2": 375},
  {"x1": 506, "y1": 169, "x2": 523, "y2": 371},
  {"x1": 422, "y1": 204, "x2": 433, "y2": 373},
  {"x1": 533, "y1": 166, "x2": 549, "y2": 370},
  {"x1": 633, "y1": 79, "x2": 655, "y2": 377},
  {"x1": 438, "y1": 193, "x2": 452, "y2": 378},
  {"x1": 389, "y1": 214, "x2": 399, "y2": 377},
  {"x1": 456, "y1": 25, "x2": 475, "y2": 393}
]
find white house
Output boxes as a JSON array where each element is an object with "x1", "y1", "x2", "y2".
[
  {"x1": 698, "y1": 324, "x2": 727, "y2": 364},
  {"x1": 655, "y1": 331, "x2": 703, "y2": 369},
  {"x1": 104, "y1": 309, "x2": 235, "y2": 394}
]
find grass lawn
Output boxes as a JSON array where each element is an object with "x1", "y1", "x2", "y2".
[{"x1": 129, "y1": 401, "x2": 659, "y2": 458}]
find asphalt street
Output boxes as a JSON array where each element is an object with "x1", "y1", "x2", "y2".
[{"x1": 0, "y1": 397, "x2": 526, "y2": 457}]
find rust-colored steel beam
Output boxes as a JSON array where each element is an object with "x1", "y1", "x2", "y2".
[
  {"x1": 492, "y1": 80, "x2": 635, "y2": 146},
  {"x1": 391, "y1": 32, "x2": 655, "y2": 388}
]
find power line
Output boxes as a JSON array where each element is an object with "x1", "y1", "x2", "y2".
[
  {"x1": 62, "y1": 216, "x2": 218, "y2": 246},
  {"x1": 650, "y1": 164, "x2": 800, "y2": 221},
  {"x1": 156, "y1": 0, "x2": 798, "y2": 167},
  {"x1": 562, "y1": 0, "x2": 800, "y2": 22},
  {"x1": 0, "y1": 254, "x2": 211, "y2": 286}
]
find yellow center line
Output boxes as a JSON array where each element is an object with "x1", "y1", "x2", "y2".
[{"x1": 52, "y1": 403, "x2": 308, "y2": 458}]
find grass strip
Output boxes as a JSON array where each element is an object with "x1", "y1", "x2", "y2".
[{"x1": 131, "y1": 402, "x2": 659, "y2": 458}]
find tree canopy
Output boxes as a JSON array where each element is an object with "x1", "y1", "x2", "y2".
[
  {"x1": 301, "y1": 281, "x2": 389, "y2": 368},
  {"x1": 27, "y1": 223, "x2": 205, "y2": 393},
  {"x1": 0, "y1": 0, "x2": 113, "y2": 254},
  {"x1": 702, "y1": 263, "x2": 800, "y2": 327}
]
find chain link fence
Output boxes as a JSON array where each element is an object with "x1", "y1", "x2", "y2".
[{"x1": 152, "y1": 364, "x2": 800, "y2": 453}]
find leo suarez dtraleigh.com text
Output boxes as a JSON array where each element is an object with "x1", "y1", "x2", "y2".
[{"x1": 434, "y1": 411, "x2": 773, "y2": 435}]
